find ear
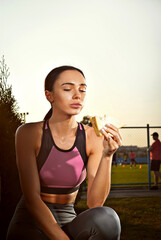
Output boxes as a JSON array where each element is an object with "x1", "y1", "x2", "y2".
[{"x1": 45, "y1": 90, "x2": 54, "y2": 103}]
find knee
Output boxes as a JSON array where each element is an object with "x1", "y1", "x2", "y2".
[{"x1": 91, "y1": 207, "x2": 121, "y2": 239}]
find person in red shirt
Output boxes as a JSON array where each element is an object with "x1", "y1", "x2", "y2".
[
  {"x1": 148, "y1": 132, "x2": 161, "y2": 190},
  {"x1": 129, "y1": 151, "x2": 136, "y2": 167}
]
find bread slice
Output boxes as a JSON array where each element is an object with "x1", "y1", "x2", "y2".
[{"x1": 90, "y1": 115, "x2": 126, "y2": 137}]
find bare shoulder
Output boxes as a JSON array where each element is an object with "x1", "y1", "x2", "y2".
[
  {"x1": 83, "y1": 124, "x2": 96, "y2": 138},
  {"x1": 83, "y1": 124, "x2": 103, "y2": 142},
  {"x1": 16, "y1": 121, "x2": 44, "y2": 139},
  {"x1": 82, "y1": 124, "x2": 104, "y2": 155}
]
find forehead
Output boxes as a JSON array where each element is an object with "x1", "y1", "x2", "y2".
[{"x1": 56, "y1": 70, "x2": 86, "y2": 85}]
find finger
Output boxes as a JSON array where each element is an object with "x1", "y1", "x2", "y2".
[
  {"x1": 105, "y1": 123, "x2": 123, "y2": 141},
  {"x1": 101, "y1": 128, "x2": 122, "y2": 149},
  {"x1": 107, "y1": 136, "x2": 119, "y2": 150},
  {"x1": 102, "y1": 135, "x2": 119, "y2": 156},
  {"x1": 101, "y1": 128, "x2": 112, "y2": 141},
  {"x1": 102, "y1": 126, "x2": 122, "y2": 146}
]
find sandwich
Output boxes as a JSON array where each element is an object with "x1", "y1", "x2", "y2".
[{"x1": 90, "y1": 115, "x2": 126, "y2": 137}]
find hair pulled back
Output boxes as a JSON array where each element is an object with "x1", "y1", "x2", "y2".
[{"x1": 44, "y1": 65, "x2": 85, "y2": 121}]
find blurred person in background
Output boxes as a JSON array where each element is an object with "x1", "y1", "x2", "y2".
[
  {"x1": 129, "y1": 151, "x2": 137, "y2": 168},
  {"x1": 148, "y1": 132, "x2": 161, "y2": 190},
  {"x1": 124, "y1": 152, "x2": 128, "y2": 165}
]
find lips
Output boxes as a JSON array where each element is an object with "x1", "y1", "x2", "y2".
[{"x1": 70, "y1": 103, "x2": 82, "y2": 108}]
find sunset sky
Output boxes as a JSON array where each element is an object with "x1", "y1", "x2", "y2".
[{"x1": 1, "y1": 0, "x2": 161, "y2": 135}]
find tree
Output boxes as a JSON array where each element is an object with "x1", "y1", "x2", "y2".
[
  {"x1": 80, "y1": 115, "x2": 92, "y2": 126},
  {"x1": 0, "y1": 56, "x2": 23, "y2": 239}
]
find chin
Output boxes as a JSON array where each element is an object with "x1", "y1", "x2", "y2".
[{"x1": 67, "y1": 109, "x2": 82, "y2": 116}]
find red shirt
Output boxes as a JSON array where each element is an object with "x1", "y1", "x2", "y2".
[
  {"x1": 150, "y1": 140, "x2": 161, "y2": 160},
  {"x1": 130, "y1": 152, "x2": 135, "y2": 159}
]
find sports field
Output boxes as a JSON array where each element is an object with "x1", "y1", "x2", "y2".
[{"x1": 111, "y1": 164, "x2": 161, "y2": 187}]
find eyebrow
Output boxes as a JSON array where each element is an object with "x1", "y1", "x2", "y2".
[{"x1": 61, "y1": 82, "x2": 87, "y2": 87}]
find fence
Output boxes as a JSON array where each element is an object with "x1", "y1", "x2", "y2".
[{"x1": 111, "y1": 124, "x2": 161, "y2": 188}]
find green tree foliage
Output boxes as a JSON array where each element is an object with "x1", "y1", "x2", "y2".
[
  {"x1": 80, "y1": 115, "x2": 92, "y2": 126},
  {"x1": 0, "y1": 56, "x2": 23, "y2": 239},
  {"x1": 0, "y1": 56, "x2": 22, "y2": 162}
]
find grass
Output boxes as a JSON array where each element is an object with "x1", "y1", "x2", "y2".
[
  {"x1": 111, "y1": 164, "x2": 161, "y2": 187},
  {"x1": 75, "y1": 196, "x2": 161, "y2": 240},
  {"x1": 75, "y1": 164, "x2": 161, "y2": 239}
]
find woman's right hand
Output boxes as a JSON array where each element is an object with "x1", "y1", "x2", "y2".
[{"x1": 101, "y1": 123, "x2": 122, "y2": 157}]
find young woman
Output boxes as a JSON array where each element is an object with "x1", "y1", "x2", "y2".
[{"x1": 7, "y1": 66, "x2": 122, "y2": 240}]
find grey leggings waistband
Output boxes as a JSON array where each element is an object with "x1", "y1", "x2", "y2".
[{"x1": 14, "y1": 196, "x2": 77, "y2": 227}]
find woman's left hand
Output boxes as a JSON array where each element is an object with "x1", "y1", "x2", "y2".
[{"x1": 101, "y1": 123, "x2": 122, "y2": 157}]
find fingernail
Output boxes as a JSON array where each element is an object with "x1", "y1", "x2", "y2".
[
  {"x1": 106, "y1": 123, "x2": 111, "y2": 126},
  {"x1": 103, "y1": 126, "x2": 108, "y2": 130},
  {"x1": 101, "y1": 128, "x2": 106, "y2": 133}
]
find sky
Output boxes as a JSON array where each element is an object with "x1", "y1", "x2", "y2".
[{"x1": 1, "y1": 0, "x2": 161, "y2": 131}]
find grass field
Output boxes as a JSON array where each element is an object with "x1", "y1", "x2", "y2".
[
  {"x1": 111, "y1": 164, "x2": 161, "y2": 187},
  {"x1": 74, "y1": 164, "x2": 161, "y2": 239},
  {"x1": 75, "y1": 197, "x2": 161, "y2": 240}
]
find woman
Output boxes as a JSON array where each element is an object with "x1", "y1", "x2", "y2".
[{"x1": 7, "y1": 66, "x2": 122, "y2": 240}]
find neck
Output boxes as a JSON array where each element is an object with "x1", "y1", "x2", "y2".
[{"x1": 48, "y1": 114, "x2": 78, "y2": 137}]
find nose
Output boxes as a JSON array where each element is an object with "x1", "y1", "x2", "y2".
[{"x1": 72, "y1": 89, "x2": 81, "y2": 99}]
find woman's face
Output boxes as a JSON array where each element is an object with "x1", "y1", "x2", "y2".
[{"x1": 46, "y1": 70, "x2": 87, "y2": 116}]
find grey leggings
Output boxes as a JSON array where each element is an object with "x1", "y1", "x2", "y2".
[{"x1": 7, "y1": 197, "x2": 121, "y2": 240}]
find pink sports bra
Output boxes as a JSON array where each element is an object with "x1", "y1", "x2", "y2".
[{"x1": 36, "y1": 121, "x2": 88, "y2": 194}]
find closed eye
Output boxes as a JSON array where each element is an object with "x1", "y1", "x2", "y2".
[
  {"x1": 63, "y1": 89, "x2": 71, "y2": 91},
  {"x1": 63, "y1": 88, "x2": 86, "y2": 92},
  {"x1": 79, "y1": 87, "x2": 86, "y2": 92}
]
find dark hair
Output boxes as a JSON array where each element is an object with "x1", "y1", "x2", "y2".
[
  {"x1": 44, "y1": 65, "x2": 85, "y2": 121},
  {"x1": 152, "y1": 132, "x2": 159, "y2": 137}
]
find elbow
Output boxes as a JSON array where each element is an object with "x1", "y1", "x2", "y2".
[
  {"x1": 87, "y1": 202, "x2": 104, "y2": 209},
  {"x1": 87, "y1": 191, "x2": 110, "y2": 208},
  {"x1": 24, "y1": 194, "x2": 41, "y2": 211},
  {"x1": 87, "y1": 197, "x2": 106, "y2": 209}
]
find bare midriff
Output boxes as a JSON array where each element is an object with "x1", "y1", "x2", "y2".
[{"x1": 40, "y1": 190, "x2": 78, "y2": 204}]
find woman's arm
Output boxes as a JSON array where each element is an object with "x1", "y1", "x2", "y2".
[
  {"x1": 86, "y1": 124, "x2": 122, "y2": 208},
  {"x1": 16, "y1": 123, "x2": 70, "y2": 240}
]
